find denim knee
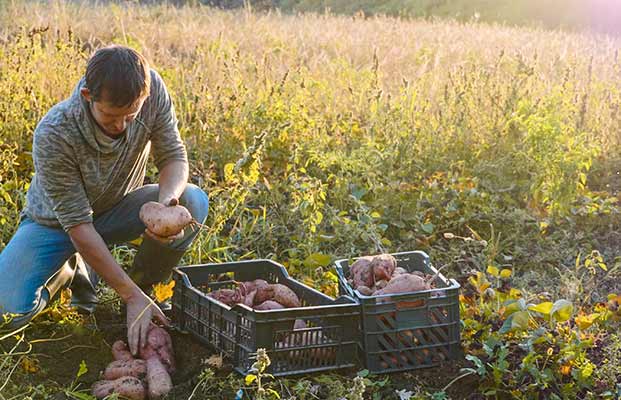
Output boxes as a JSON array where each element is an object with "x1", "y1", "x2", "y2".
[{"x1": 181, "y1": 184, "x2": 209, "y2": 224}]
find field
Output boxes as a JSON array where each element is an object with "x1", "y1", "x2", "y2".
[
  {"x1": 2, "y1": 0, "x2": 621, "y2": 398},
  {"x1": 278, "y1": 0, "x2": 621, "y2": 34}
]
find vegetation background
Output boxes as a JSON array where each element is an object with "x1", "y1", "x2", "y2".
[{"x1": 2, "y1": 0, "x2": 621, "y2": 398}]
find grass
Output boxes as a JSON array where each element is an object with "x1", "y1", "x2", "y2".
[
  {"x1": 1, "y1": 0, "x2": 621, "y2": 398},
  {"x1": 277, "y1": 0, "x2": 621, "y2": 34}
]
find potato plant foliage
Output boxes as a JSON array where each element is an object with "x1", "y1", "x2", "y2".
[{"x1": 1, "y1": 1, "x2": 621, "y2": 399}]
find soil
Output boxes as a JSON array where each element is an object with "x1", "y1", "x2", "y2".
[{"x1": 4, "y1": 301, "x2": 481, "y2": 399}]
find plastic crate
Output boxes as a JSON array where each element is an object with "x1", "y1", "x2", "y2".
[
  {"x1": 171, "y1": 259, "x2": 361, "y2": 376},
  {"x1": 334, "y1": 251, "x2": 461, "y2": 374}
]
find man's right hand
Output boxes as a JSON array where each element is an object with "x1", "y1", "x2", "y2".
[{"x1": 125, "y1": 289, "x2": 170, "y2": 355}]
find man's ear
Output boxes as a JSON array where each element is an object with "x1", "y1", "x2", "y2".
[{"x1": 80, "y1": 87, "x2": 92, "y2": 103}]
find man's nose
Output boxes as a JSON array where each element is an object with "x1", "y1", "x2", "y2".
[{"x1": 114, "y1": 120, "x2": 126, "y2": 132}]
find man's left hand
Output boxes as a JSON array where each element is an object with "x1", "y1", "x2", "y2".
[{"x1": 144, "y1": 227, "x2": 184, "y2": 244}]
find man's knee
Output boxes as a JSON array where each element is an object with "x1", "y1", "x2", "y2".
[
  {"x1": 181, "y1": 184, "x2": 209, "y2": 224},
  {"x1": 0, "y1": 289, "x2": 49, "y2": 331}
]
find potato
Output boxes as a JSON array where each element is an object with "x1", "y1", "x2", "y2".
[
  {"x1": 374, "y1": 280, "x2": 388, "y2": 290},
  {"x1": 254, "y1": 284, "x2": 301, "y2": 308},
  {"x1": 392, "y1": 267, "x2": 408, "y2": 277},
  {"x1": 293, "y1": 319, "x2": 307, "y2": 330},
  {"x1": 146, "y1": 357, "x2": 173, "y2": 399},
  {"x1": 207, "y1": 288, "x2": 243, "y2": 306},
  {"x1": 112, "y1": 340, "x2": 134, "y2": 361},
  {"x1": 271, "y1": 284, "x2": 302, "y2": 308},
  {"x1": 239, "y1": 279, "x2": 269, "y2": 293},
  {"x1": 139, "y1": 324, "x2": 175, "y2": 374},
  {"x1": 139, "y1": 201, "x2": 193, "y2": 237},
  {"x1": 356, "y1": 285, "x2": 374, "y2": 296},
  {"x1": 243, "y1": 289, "x2": 257, "y2": 307},
  {"x1": 370, "y1": 254, "x2": 397, "y2": 282},
  {"x1": 103, "y1": 359, "x2": 147, "y2": 380},
  {"x1": 375, "y1": 274, "x2": 430, "y2": 296},
  {"x1": 254, "y1": 300, "x2": 285, "y2": 310},
  {"x1": 349, "y1": 256, "x2": 374, "y2": 289},
  {"x1": 92, "y1": 376, "x2": 146, "y2": 400}
]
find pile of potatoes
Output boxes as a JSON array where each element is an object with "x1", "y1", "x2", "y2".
[
  {"x1": 347, "y1": 254, "x2": 436, "y2": 297},
  {"x1": 207, "y1": 279, "x2": 302, "y2": 310},
  {"x1": 92, "y1": 324, "x2": 174, "y2": 400}
]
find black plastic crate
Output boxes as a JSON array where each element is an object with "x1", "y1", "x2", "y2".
[
  {"x1": 171, "y1": 259, "x2": 361, "y2": 376},
  {"x1": 334, "y1": 251, "x2": 461, "y2": 374}
]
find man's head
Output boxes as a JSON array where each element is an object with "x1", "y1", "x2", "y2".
[{"x1": 80, "y1": 45, "x2": 151, "y2": 137}]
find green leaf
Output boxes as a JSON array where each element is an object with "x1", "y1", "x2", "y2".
[
  {"x1": 465, "y1": 355, "x2": 486, "y2": 376},
  {"x1": 504, "y1": 298, "x2": 526, "y2": 315},
  {"x1": 551, "y1": 299, "x2": 574, "y2": 322},
  {"x1": 267, "y1": 389, "x2": 281, "y2": 399},
  {"x1": 511, "y1": 311, "x2": 530, "y2": 331},
  {"x1": 499, "y1": 315, "x2": 514, "y2": 334},
  {"x1": 528, "y1": 302, "x2": 553, "y2": 315},
  {"x1": 421, "y1": 222, "x2": 435, "y2": 234},
  {"x1": 580, "y1": 362, "x2": 594, "y2": 379},
  {"x1": 64, "y1": 392, "x2": 94, "y2": 400},
  {"x1": 303, "y1": 253, "x2": 331, "y2": 268},
  {"x1": 351, "y1": 186, "x2": 367, "y2": 200},
  {"x1": 76, "y1": 360, "x2": 88, "y2": 379}
]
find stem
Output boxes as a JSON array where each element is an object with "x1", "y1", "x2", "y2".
[
  {"x1": 0, "y1": 325, "x2": 28, "y2": 343},
  {"x1": 187, "y1": 374, "x2": 209, "y2": 400},
  {"x1": 0, "y1": 355, "x2": 24, "y2": 393},
  {"x1": 29, "y1": 334, "x2": 72, "y2": 344},
  {"x1": 442, "y1": 370, "x2": 475, "y2": 392},
  {"x1": 425, "y1": 262, "x2": 451, "y2": 286}
]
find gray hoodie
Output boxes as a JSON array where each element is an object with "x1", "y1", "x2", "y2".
[{"x1": 24, "y1": 69, "x2": 188, "y2": 231}]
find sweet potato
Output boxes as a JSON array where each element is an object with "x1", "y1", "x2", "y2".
[
  {"x1": 349, "y1": 256, "x2": 374, "y2": 289},
  {"x1": 139, "y1": 201, "x2": 193, "y2": 237},
  {"x1": 146, "y1": 357, "x2": 173, "y2": 399},
  {"x1": 239, "y1": 279, "x2": 269, "y2": 293},
  {"x1": 392, "y1": 267, "x2": 408, "y2": 277},
  {"x1": 293, "y1": 319, "x2": 307, "y2": 330},
  {"x1": 254, "y1": 300, "x2": 286, "y2": 310},
  {"x1": 139, "y1": 324, "x2": 175, "y2": 374},
  {"x1": 112, "y1": 340, "x2": 134, "y2": 361},
  {"x1": 92, "y1": 376, "x2": 146, "y2": 400},
  {"x1": 357, "y1": 285, "x2": 374, "y2": 296},
  {"x1": 208, "y1": 288, "x2": 243, "y2": 306},
  {"x1": 374, "y1": 280, "x2": 388, "y2": 290},
  {"x1": 103, "y1": 359, "x2": 147, "y2": 380},
  {"x1": 243, "y1": 289, "x2": 257, "y2": 307},
  {"x1": 254, "y1": 284, "x2": 301, "y2": 308},
  {"x1": 374, "y1": 274, "x2": 430, "y2": 296},
  {"x1": 370, "y1": 254, "x2": 397, "y2": 282}
]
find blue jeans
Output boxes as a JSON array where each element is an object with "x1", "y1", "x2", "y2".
[{"x1": 0, "y1": 184, "x2": 209, "y2": 329}]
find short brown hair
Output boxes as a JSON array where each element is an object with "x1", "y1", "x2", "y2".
[{"x1": 85, "y1": 45, "x2": 151, "y2": 107}]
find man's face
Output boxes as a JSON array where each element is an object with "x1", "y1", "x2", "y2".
[{"x1": 80, "y1": 88, "x2": 146, "y2": 137}]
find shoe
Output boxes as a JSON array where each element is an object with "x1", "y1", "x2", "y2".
[
  {"x1": 129, "y1": 237, "x2": 185, "y2": 293},
  {"x1": 68, "y1": 254, "x2": 99, "y2": 314}
]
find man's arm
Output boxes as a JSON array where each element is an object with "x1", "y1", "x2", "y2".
[
  {"x1": 68, "y1": 223, "x2": 169, "y2": 354},
  {"x1": 157, "y1": 160, "x2": 189, "y2": 206}
]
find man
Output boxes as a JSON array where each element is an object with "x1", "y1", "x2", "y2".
[{"x1": 0, "y1": 45, "x2": 209, "y2": 355}]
